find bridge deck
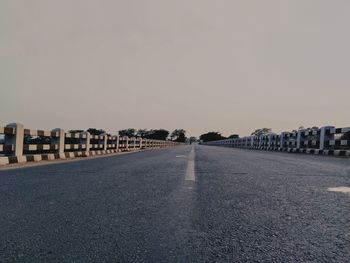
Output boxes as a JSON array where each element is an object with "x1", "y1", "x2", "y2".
[{"x1": 0, "y1": 145, "x2": 349, "y2": 262}]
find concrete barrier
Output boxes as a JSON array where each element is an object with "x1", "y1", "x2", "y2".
[
  {"x1": 203, "y1": 126, "x2": 350, "y2": 157},
  {"x1": 0, "y1": 123, "x2": 181, "y2": 166}
]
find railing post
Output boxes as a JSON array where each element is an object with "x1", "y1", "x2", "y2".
[
  {"x1": 320, "y1": 126, "x2": 334, "y2": 150},
  {"x1": 125, "y1": 137, "x2": 129, "y2": 151},
  {"x1": 297, "y1": 130, "x2": 302, "y2": 149},
  {"x1": 52, "y1": 128, "x2": 65, "y2": 159},
  {"x1": 268, "y1": 134, "x2": 273, "y2": 149},
  {"x1": 280, "y1": 132, "x2": 287, "y2": 150},
  {"x1": 5, "y1": 123, "x2": 25, "y2": 162},
  {"x1": 81, "y1": 131, "x2": 91, "y2": 156},
  {"x1": 116, "y1": 135, "x2": 120, "y2": 152},
  {"x1": 103, "y1": 134, "x2": 108, "y2": 151}
]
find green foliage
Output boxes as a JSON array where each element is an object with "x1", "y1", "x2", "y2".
[
  {"x1": 119, "y1": 128, "x2": 136, "y2": 137},
  {"x1": 251, "y1": 128, "x2": 272, "y2": 136},
  {"x1": 170, "y1": 129, "x2": 186, "y2": 142},
  {"x1": 146, "y1": 129, "x2": 170, "y2": 140},
  {"x1": 118, "y1": 128, "x2": 171, "y2": 140},
  {"x1": 87, "y1": 128, "x2": 106, "y2": 136},
  {"x1": 189, "y1": 136, "x2": 197, "y2": 142},
  {"x1": 136, "y1": 129, "x2": 149, "y2": 138},
  {"x1": 228, "y1": 134, "x2": 239, "y2": 139},
  {"x1": 199, "y1": 132, "x2": 226, "y2": 142},
  {"x1": 68, "y1": 130, "x2": 85, "y2": 134},
  {"x1": 24, "y1": 136, "x2": 50, "y2": 144}
]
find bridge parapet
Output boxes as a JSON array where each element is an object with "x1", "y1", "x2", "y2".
[
  {"x1": 203, "y1": 125, "x2": 350, "y2": 157},
  {"x1": 0, "y1": 123, "x2": 181, "y2": 166}
]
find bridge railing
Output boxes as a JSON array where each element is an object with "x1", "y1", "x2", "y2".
[
  {"x1": 203, "y1": 125, "x2": 350, "y2": 157},
  {"x1": 0, "y1": 123, "x2": 181, "y2": 165}
]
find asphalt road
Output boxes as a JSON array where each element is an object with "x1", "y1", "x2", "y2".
[{"x1": 0, "y1": 145, "x2": 349, "y2": 262}]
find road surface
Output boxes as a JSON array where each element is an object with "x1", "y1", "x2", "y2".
[{"x1": 0, "y1": 145, "x2": 349, "y2": 262}]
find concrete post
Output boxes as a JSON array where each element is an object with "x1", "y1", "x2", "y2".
[
  {"x1": 140, "y1": 138, "x2": 143, "y2": 149},
  {"x1": 5, "y1": 123, "x2": 25, "y2": 162},
  {"x1": 81, "y1": 131, "x2": 91, "y2": 156},
  {"x1": 125, "y1": 137, "x2": 129, "y2": 151},
  {"x1": 280, "y1": 132, "x2": 287, "y2": 150},
  {"x1": 133, "y1": 138, "x2": 136, "y2": 151},
  {"x1": 103, "y1": 134, "x2": 108, "y2": 151},
  {"x1": 297, "y1": 130, "x2": 302, "y2": 149},
  {"x1": 116, "y1": 135, "x2": 120, "y2": 152},
  {"x1": 268, "y1": 134, "x2": 273, "y2": 148},
  {"x1": 52, "y1": 128, "x2": 65, "y2": 159},
  {"x1": 320, "y1": 126, "x2": 335, "y2": 150}
]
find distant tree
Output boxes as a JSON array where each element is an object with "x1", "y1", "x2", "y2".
[
  {"x1": 87, "y1": 128, "x2": 106, "y2": 136},
  {"x1": 199, "y1": 132, "x2": 226, "y2": 142},
  {"x1": 68, "y1": 130, "x2": 85, "y2": 134},
  {"x1": 119, "y1": 128, "x2": 136, "y2": 137},
  {"x1": 136, "y1": 129, "x2": 149, "y2": 138},
  {"x1": 24, "y1": 136, "x2": 50, "y2": 144},
  {"x1": 251, "y1": 128, "x2": 272, "y2": 136},
  {"x1": 189, "y1": 136, "x2": 197, "y2": 142},
  {"x1": 170, "y1": 129, "x2": 186, "y2": 142},
  {"x1": 228, "y1": 134, "x2": 239, "y2": 139},
  {"x1": 146, "y1": 129, "x2": 170, "y2": 140}
]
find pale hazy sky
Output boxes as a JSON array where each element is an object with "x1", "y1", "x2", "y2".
[{"x1": 1, "y1": 1, "x2": 349, "y2": 137}]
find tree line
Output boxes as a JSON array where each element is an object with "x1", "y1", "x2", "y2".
[
  {"x1": 199, "y1": 132, "x2": 239, "y2": 143},
  {"x1": 118, "y1": 128, "x2": 186, "y2": 142}
]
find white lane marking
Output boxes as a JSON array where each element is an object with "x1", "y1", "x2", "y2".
[
  {"x1": 176, "y1": 155, "x2": 187, "y2": 158},
  {"x1": 327, "y1": 187, "x2": 350, "y2": 194},
  {"x1": 185, "y1": 147, "x2": 195, "y2": 182}
]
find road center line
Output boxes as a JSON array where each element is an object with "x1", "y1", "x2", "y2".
[
  {"x1": 327, "y1": 187, "x2": 350, "y2": 193},
  {"x1": 185, "y1": 146, "x2": 196, "y2": 182}
]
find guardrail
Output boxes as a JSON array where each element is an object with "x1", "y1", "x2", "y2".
[
  {"x1": 0, "y1": 123, "x2": 180, "y2": 165},
  {"x1": 203, "y1": 126, "x2": 350, "y2": 157}
]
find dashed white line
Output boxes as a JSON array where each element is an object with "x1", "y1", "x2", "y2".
[
  {"x1": 185, "y1": 147, "x2": 196, "y2": 182},
  {"x1": 327, "y1": 187, "x2": 350, "y2": 194}
]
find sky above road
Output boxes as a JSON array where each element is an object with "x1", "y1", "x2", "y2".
[{"x1": 1, "y1": 0, "x2": 349, "y2": 137}]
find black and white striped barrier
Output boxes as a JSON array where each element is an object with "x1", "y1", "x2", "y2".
[
  {"x1": 203, "y1": 126, "x2": 350, "y2": 158},
  {"x1": 0, "y1": 123, "x2": 180, "y2": 166}
]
